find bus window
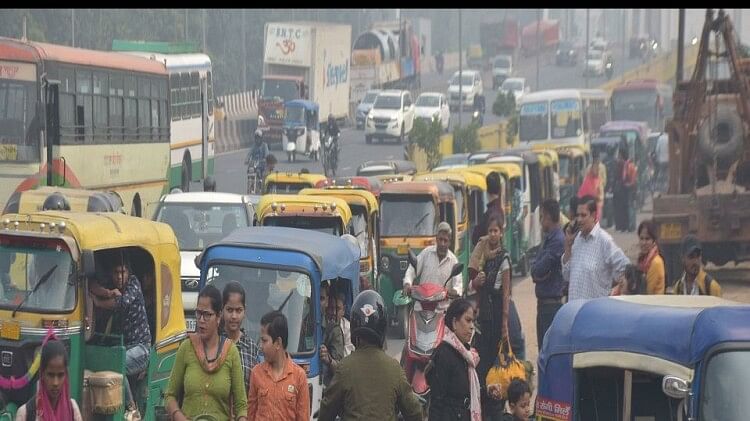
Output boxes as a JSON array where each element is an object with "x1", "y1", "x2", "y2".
[
  {"x1": 109, "y1": 74, "x2": 124, "y2": 142},
  {"x1": 519, "y1": 101, "x2": 548, "y2": 142},
  {"x1": 588, "y1": 99, "x2": 609, "y2": 133},
  {"x1": 551, "y1": 99, "x2": 581, "y2": 139},
  {"x1": 190, "y1": 72, "x2": 200, "y2": 117},
  {"x1": 0, "y1": 72, "x2": 40, "y2": 161}
]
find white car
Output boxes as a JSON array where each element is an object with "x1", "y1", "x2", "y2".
[
  {"x1": 414, "y1": 92, "x2": 451, "y2": 132},
  {"x1": 152, "y1": 192, "x2": 256, "y2": 331},
  {"x1": 447, "y1": 70, "x2": 483, "y2": 110},
  {"x1": 355, "y1": 89, "x2": 381, "y2": 130},
  {"x1": 492, "y1": 55, "x2": 513, "y2": 89},
  {"x1": 365, "y1": 90, "x2": 415, "y2": 144},
  {"x1": 584, "y1": 49, "x2": 607, "y2": 76},
  {"x1": 500, "y1": 77, "x2": 530, "y2": 102}
]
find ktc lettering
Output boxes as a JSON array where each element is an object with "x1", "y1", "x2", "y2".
[{"x1": 325, "y1": 60, "x2": 349, "y2": 87}]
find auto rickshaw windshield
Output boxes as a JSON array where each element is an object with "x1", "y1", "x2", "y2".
[
  {"x1": 0, "y1": 240, "x2": 76, "y2": 313},
  {"x1": 349, "y1": 205, "x2": 369, "y2": 258},
  {"x1": 206, "y1": 264, "x2": 314, "y2": 354},
  {"x1": 285, "y1": 107, "x2": 305, "y2": 124},
  {"x1": 264, "y1": 215, "x2": 343, "y2": 236},
  {"x1": 559, "y1": 155, "x2": 571, "y2": 178},
  {"x1": 701, "y1": 350, "x2": 750, "y2": 419},
  {"x1": 380, "y1": 196, "x2": 436, "y2": 237}
]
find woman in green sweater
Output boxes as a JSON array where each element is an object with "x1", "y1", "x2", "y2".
[{"x1": 165, "y1": 285, "x2": 248, "y2": 420}]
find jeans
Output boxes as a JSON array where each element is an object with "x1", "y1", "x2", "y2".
[
  {"x1": 125, "y1": 343, "x2": 150, "y2": 405},
  {"x1": 536, "y1": 301, "x2": 563, "y2": 352}
]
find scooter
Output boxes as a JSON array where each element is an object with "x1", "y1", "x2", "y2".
[
  {"x1": 605, "y1": 60, "x2": 614, "y2": 80},
  {"x1": 400, "y1": 249, "x2": 464, "y2": 406},
  {"x1": 323, "y1": 132, "x2": 339, "y2": 177}
]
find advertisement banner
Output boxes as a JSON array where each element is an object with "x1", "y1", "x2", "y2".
[{"x1": 264, "y1": 24, "x2": 311, "y2": 67}]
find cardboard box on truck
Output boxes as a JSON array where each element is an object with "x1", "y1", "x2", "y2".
[{"x1": 262, "y1": 22, "x2": 351, "y2": 124}]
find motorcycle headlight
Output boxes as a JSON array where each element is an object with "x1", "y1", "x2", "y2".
[
  {"x1": 473, "y1": 110, "x2": 479, "y2": 118},
  {"x1": 569, "y1": 50, "x2": 574, "y2": 55},
  {"x1": 381, "y1": 256, "x2": 390, "y2": 271},
  {"x1": 556, "y1": 49, "x2": 561, "y2": 55}
]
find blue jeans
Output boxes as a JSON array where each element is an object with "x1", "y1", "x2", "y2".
[{"x1": 125, "y1": 343, "x2": 150, "y2": 405}]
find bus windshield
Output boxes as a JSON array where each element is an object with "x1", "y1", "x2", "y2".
[
  {"x1": 612, "y1": 90, "x2": 657, "y2": 128},
  {"x1": 701, "y1": 350, "x2": 750, "y2": 419},
  {"x1": 380, "y1": 196, "x2": 436, "y2": 237},
  {"x1": 261, "y1": 79, "x2": 299, "y2": 102},
  {"x1": 0, "y1": 238, "x2": 76, "y2": 313},
  {"x1": 206, "y1": 264, "x2": 314, "y2": 354},
  {"x1": 263, "y1": 216, "x2": 343, "y2": 236},
  {"x1": 519, "y1": 101, "x2": 549, "y2": 142},
  {"x1": 0, "y1": 77, "x2": 40, "y2": 162},
  {"x1": 551, "y1": 99, "x2": 582, "y2": 139}
]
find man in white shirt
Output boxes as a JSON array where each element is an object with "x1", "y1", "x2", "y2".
[
  {"x1": 562, "y1": 195, "x2": 630, "y2": 300},
  {"x1": 403, "y1": 222, "x2": 463, "y2": 297}
]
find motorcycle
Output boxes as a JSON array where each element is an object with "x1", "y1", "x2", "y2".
[
  {"x1": 401, "y1": 249, "x2": 464, "y2": 406},
  {"x1": 472, "y1": 107, "x2": 485, "y2": 126},
  {"x1": 323, "y1": 132, "x2": 339, "y2": 177},
  {"x1": 605, "y1": 60, "x2": 614, "y2": 80},
  {"x1": 245, "y1": 157, "x2": 264, "y2": 194}
]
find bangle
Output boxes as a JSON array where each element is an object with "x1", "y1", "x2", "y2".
[{"x1": 171, "y1": 408, "x2": 182, "y2": 419}]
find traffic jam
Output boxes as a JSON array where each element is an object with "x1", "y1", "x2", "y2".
[{"x1": 0, "y1": 8, "x2": 749, "y2": 421}]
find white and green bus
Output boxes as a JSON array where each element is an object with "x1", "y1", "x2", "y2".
[
  {"x1": 0, "y1": 37, "x2": 171, "y2": 216},
  {"x1": 113, "y1": 41, "x2": 215, "y2": 192}
]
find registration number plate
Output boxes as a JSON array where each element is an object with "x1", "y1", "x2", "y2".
[
  {"x1": 660, "y1": 223, "x2": 682, "y2": 240},
  {"x1": 186, "y1": 319, "x2": 196, "y2": 332},
  {"x1": 0, "y1": 320, "x2": 20, "y2": 341}
]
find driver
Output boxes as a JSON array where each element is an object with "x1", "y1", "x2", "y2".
[
  {"x1": 473, "y1": 93, "x2": 486, "y2": 115},
  {"x1": 246, "y1": 128, "x2": 269, "y2": 177},
  {"x1": 403, "y1": 222, "x2": 463, "y2": 298}
]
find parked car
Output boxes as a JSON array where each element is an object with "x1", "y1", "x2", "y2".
[
  {"x1": 492, "y1": 54, "x2": 513, "y2": 89},
  {"x1": 356, "y1": 89, "x2": 381, "y2": 130},
  {"x1": 365, "y1": 90, "x2": 416, "y2": 144},
  {"x1": 500, "y1": 77, "x2": 530, "y2": 102},
  {"x1": 152, "y1": 192, "x2": 256, "y2": 330},
  {"x1": 555, "y1": 40, "x2": 578, "y2": 66},
  {"x1": 414, "y1": 92, "x2": 451, "y2": 132},
  {"x1": 447, "y1": 69, "x2": 483, "y2": 110}
]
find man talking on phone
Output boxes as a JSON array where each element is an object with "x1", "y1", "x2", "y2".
[{"x1": 561, "y1": 195, "x2": 630, "y2": 301}]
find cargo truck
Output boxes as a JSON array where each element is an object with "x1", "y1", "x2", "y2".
[
  {"x1": 521, "y1": 19, "x2": 560, "y2": 56},
  {"x1": 260, "y1": 22, "x2": 352, "y2": 145}
]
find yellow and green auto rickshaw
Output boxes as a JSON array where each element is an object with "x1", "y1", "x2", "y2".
[
  {"x1": 0, "y1": 211, "x2": 185, "y2": 421},
  {"x1": 298, "y1": 188, "x2": 380, "y2": 291},
  {"x1": 255, "y1": 194, "x2": 353, "y2": 237},
  {"x1": 378, "y1": 180, "x2": 457, "y2": 339},
  {"x1": 544, "y1": 144, "x2": 590, "y2": 210},
  {"x1": 263, "y1": 172, "x2": 327, "y2": 194},
  {"x1": 2, "y1": 186, "x2": 126, "y2": 215}
]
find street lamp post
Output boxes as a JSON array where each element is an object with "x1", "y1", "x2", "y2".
[
  {"x1": 458, "y1": 9, "x2": 463, "y2": 129},
  {"x1": 585, "y1": 9, "x2": 590, "y2": 88},
  {"x1": 536, "y1": 9, "x2": 541, "y2": 91}
]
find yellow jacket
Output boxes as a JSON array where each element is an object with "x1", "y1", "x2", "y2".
[
  {"x1": 644, "y1": 254, "x2": 666, "y2": 295},
  {"x1": 671, "y1": 268, "x2": 722, "y2": 297}
]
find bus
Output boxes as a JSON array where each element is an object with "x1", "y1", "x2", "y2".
[
  {"x1": 0, "y1": 37, "x2": 170, "y2": 216},
  {"x1": 518, "y1": 89, "x2": 610, "y2": 147},
  {"x1": 611, "y1": 79, "x2": 673, "y2": 132},
  {"x1": 113, "y1": 41, "x2": 215, "y2": 192}
]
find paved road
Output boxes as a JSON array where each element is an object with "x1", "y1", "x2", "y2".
[{"x1": 214, "y1": 52, "x2": 645, "y2": 194}]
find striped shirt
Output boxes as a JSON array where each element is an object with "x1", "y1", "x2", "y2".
[
  {"x1": 226, "y1": 328, "x2": 261, "y2": 392},
  {"x1": 562, "y1": 223, "x2": 630, "y2": 301}
]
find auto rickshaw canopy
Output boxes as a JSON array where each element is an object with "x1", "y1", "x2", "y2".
[
  {"x1": 256, "y1": 193, "x2": 352, "y2": 221},
  {"x1": 298, "y1": 188, "x2": 379, "y2": 214},
  {"x1": 540, "y1": 296, "x2": 750, "y2": 377},
  {"x1": 202, "y1": 226, "x2": 360, "y2": 283},
  {"x1": 315, "y1": 176, "x2": 383, "y2": 197},
  {"x1": 264, "y1": 172, "x2": 328, "y2": 194},
  {"x1": 380, "y1": 181, "x2": 455, "y2": 203},
  {"x1": 356, "y1": 160, "x2": 418, "y2": 176},
  {"x1": 3, "y1": 187, "x2": 125, "y2": 215}
]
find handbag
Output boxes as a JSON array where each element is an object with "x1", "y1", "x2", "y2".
[{"x1": 485, "y1": 336, "x2": 527, "y2": 400}]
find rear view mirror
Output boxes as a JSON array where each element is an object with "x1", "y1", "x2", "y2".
[
  {"x1": 450, "y1": 263, "x2": 464, "y2": 278},
  {"x1": 662, "y1": 375, "x2": 690, "y2": 399},
  {"x1": 81, "y1": 250, "x2": 96, "y2": 279},
  {"x1": 407, "y1": 249, "x2": 418, "y2": 269},
  {"x1": 194, "y1": 253, "x2": 202, "y2": 270}
]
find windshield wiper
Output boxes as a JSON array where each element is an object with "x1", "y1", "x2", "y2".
[
  {"x1": 12, "y1": 265, "x2": 58, "y2": 318},
  {"x1": 403, "y1": 212, "x2": 431, "y2": 242},
  {"x1": 277, "y1": 289, "x2": 295, "y2": 312}
]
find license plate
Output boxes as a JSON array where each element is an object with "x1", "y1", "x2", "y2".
[
  {"x1": 0, "y1": 320, "x2": 20, "y2": 341},
  {"x1": 660, "y1": 223, "x2": 682, "y2": 240},
  {"x1": 186, "y1": 319, "x2": 196, "y2": 332}
]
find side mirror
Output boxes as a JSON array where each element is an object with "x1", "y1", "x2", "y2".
[
  {"x1": 81, "y1": 250, "x2": 96, "y2": 279},
  {"x1": 662, "y1": 376, "x2": 690, "y2": 399},
  {"x1": 407, "y1": 249, "x2": 418, "y2": 269},
  {"x1": 450, "y1": 263, "x2": 464, "y2": 278},
  {"x1": 194, "y1": 252, "x2": 203, "y2": 270}
]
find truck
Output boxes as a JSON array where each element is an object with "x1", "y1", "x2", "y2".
[
  {"x1": 480, "y1": 19, "x2": 520, "y2": 60},
  {"x1": 260, "y1": 22, "x2": 352, "y2": 145},
  {"x1": 350, "y1": 20, "x2": 422, "y2": 106},
  {"x1": 521, "y1": 19, "x2": 560, "y2": 56},
  {"x1": 653, "y1": 9, "x2": 750, "y2": 285}
]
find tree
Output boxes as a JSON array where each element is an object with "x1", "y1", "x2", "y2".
[
  {"x1": 452, "y1": 121, "x2": 481, "y2": 153},
  {"x1": 410, "y1": 117, "x2": 443, "y2": 170},
  {"x1": 492, "y1": 90, "x2": 516, "y2": 117}
]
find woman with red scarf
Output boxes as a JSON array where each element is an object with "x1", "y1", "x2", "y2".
[
  {"x1": 16, "y1": 340, "x2": 82, "y2": 421},
  {"x1": 636, "y1": 220, "x2": 666, "y2": 294}
]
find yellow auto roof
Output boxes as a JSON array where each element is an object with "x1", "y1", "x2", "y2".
[
  {"x1": 256, "y1": 194, "x2": 352, "y2": 220},
  {"x1": 418, "y1": 170, "x2": 487, "y2": 190},
  {"x1": 1, "y1": 211, "x2": 176, "y2": 250},
  {"x1": 468, "y1": 163, "x2": 522, "y2": 179},
  {"x1": 265, "y1": 172, "x2": 328, "y2": 184},
  {"x1": 298, "y1": 188, "x2": 378, "y2": 212}
]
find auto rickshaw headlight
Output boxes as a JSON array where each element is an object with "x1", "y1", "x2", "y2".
[
  {"x1": 271, "y1": 202, "x2": 279, "y2": 212},
  {"x1": 280, "y1": 203, "x2": 286, "y2": 212},
  {"x1": 57, "y1": 222, "x2": 66, "y2": 233},
  {"x1": 381, "y1": 256, "x2": 390, "y2": 271},
  {"x1": 330, "y1": 202, "x2": 337, "y2": 211}
]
